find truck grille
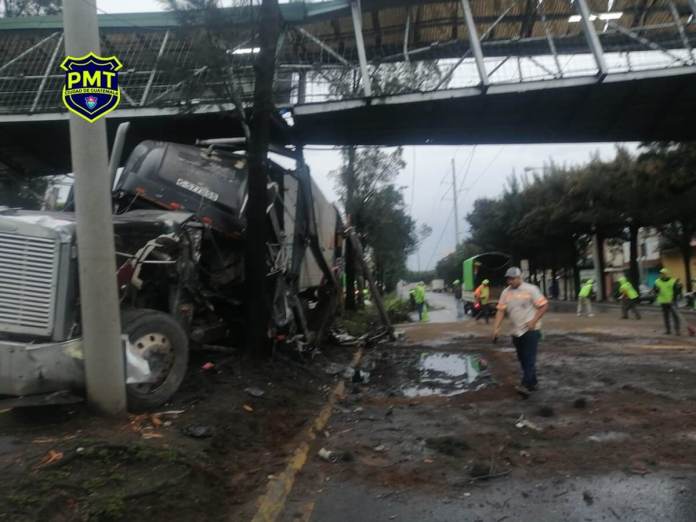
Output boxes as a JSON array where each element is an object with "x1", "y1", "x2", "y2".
[{"x1": 0, "y1": 233, "x2": 58, "y2": 336}]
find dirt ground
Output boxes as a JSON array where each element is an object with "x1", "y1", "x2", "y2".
[
  {"x1": 3, "y1": 308, "x2": 696, "y2": 521},
  {"x1": 0, "y1": 346, "x2": 357, "y2": 521}
]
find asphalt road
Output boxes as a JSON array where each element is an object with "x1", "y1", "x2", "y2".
[
  {"x1": 410, "y1": 291, "x2": 463, "y2": 324},
  {"x1": 305, "y1": 473, "x2": 696, "y2": 522},
  {"x1": 278, "y1": 300, "x2": 696, "y2": 522}
]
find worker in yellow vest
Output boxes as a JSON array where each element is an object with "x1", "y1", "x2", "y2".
[
  {"x1": 654, "y1": 268, "x2": 680, "y2": 335},
  {"x1": 413, "y1": 281, "x2": 427, "y2": 322},
  {"x1": 576, "y1": 279, "x2": 595, "y2": 317},
  {"x1": 474, "y1": 279, "x2": 491, "y2": 323},
  {"x1": 618, "y1": 276, "x2": 641, "y2": 320}
]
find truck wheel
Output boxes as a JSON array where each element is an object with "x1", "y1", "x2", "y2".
[{"x1": 122, "y1": 309, "x2": 189, "y2": 412}]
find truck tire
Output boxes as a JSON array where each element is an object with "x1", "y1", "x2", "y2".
[{"x1": 122, "y1": 309, "x2": 189, "y2": 412}]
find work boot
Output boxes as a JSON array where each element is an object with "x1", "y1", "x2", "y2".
[{"x1": 515, "y1": 385, "x2": 531, "y2": 398}]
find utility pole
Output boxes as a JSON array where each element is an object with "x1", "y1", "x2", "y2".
[
  {"x1": 451, "y1": 158, "x2": 460, "y2": 248},
  {"x1": 63, "y1": 0, "x2": 126, "y2": 415}
]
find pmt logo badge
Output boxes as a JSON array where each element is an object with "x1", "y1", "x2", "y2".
[{"x1": 60, "y1": 52, "x2": 123, "y2": 123}]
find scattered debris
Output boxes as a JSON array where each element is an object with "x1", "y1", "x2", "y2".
[
  {"x1": 157, "y1": 409, "x2": 185, "y2": 416},
  {"x1": 352, "y1": 369, "x2": 370, "y2": 384},
  {"x1": 324, "y1": 363, "x2": 345, "y2": 376},
  {"x1": 243, "y1": 404, "x2": 254, "y2": 413},
  {"x1": 515, "y1": 415, "x2": 542, "y2": 432},
  {"x1": 245, "y1": 387, "x2": 265, "y2": 398},
  {"x1": 318, "y1": 448, "x2": 337, "y2": 462},
  {"x1": 201, "y1": 362, "x2": 216, "y2": 371},
  {"x1": 582, "y1": 490, "x2": 594, "y2": 505},
  {"x1": 373, "y1": 444, "x2": 386, "y2": 452},
  {"x1": 574, "y1": 397, "x2": 588, "y2": 409},
  {"x1": 330, "y1": 329, "x2": 360, "y2": 346},
  {"x1": 183, "y1": 424, "x2": 214, "y2": 439},
  {"x1": 35, "y1": 449, "x2": 63, "y2": 468},
  {"x1": 588, "y1": 432, "x2": 629, "y2": 443},
  {"x1": 537, "y1": 405, "x2": 555, "y2": 418},
  {"x1": 142, "y1": 432, "x2": 164, "y2": 439},
  {"x1": 426, "y1": 436, "x2": 470, "y2": 457}
]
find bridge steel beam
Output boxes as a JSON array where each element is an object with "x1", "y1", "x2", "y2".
[
  {"x1": 30, "y1": 33, "x2": 63, "y2": 112},
  {"x1": 297, "y1": 27, "x2": 351, "y2": 67},
  {"x1": 575, "y1": 0, "x2": 608, "y2": 78},
  {"x1": 0, "y1": 31, "x2": 61, "y2": 74},
  {"x1": 350, "y1": 0, "x2": 372, "y2": 97},
  {"x1": 460, "y1": 0, "x2": 489, "y2": 87},
  {"x1": 140, "y1": 30, "x2": 170, "y2": 106},
  {"x1": 668, "y1": 0, "x2": 694, "y2": 63}
]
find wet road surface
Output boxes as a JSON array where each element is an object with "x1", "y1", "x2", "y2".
[
  {"x1": 306, "y1": 472, "x2": 696, "y2": 522},
  {"x1": 279, "y1": 302, "x2": 696, "y2": 522}
]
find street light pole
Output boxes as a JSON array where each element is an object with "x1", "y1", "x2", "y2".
[
  {"x1": 451, "y1": 158, "x2": 460, "y2": 248},
  {"x1": 62, "y1": 0, "x2": 127, "y2": 415}
]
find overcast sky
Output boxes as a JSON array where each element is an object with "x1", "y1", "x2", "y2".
[{"x1": 97, "y1": 0, "x2": 637, "y2": 271}]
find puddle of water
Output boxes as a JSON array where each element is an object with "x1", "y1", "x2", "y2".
[{"x1": 401, "y1": 353, "x2": 488, "y2": 398}]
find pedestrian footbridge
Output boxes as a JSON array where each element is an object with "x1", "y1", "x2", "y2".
[{"x1": 1, "y1": 0, "x2": 695, "y2": 174}]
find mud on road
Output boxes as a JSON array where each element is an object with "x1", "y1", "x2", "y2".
[
  {"x1": 281, "y1": 314, "x2": 696, "y2": 521},
  {"x1": 4, "y1": 312, "x2": 696, "y2": 521}
]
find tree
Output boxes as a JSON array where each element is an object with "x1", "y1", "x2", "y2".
[
  {"x1": 164, "y1": 0, "x2": 280, "y2": 354},
  {"x1": 1, "y1": 0, "x2": 60, "y2": 16},
  {"x1": 331, "y1": 146, "x2": 416, "y2": 295},
  {"x1": 639, "y1": 142, "x2": 696, "y2": 291},
  {"x1": 361, "y1": 184, "x2": 417, "y2": 290},
  {"x1": 435, "y1": 241, "x2": 481, "y2": 284},
  {"x1": 244, "y1": 0, "x2": 280, "y2": 355}
]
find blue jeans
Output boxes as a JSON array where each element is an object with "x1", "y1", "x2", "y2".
[
  {"x1": 416, "y1": 302, "x2": 424, "y2": 321},
  {"x1": 512, "y1": 330, "x2": 540, "y2": 389}
]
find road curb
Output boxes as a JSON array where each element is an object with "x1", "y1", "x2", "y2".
[{"x1": 248, "y1": 348, "x2": 364, "y2": 522}]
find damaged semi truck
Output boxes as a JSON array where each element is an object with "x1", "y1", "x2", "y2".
[{"x1": 0, "y1": 130, "x2": 342, "y2": 410}]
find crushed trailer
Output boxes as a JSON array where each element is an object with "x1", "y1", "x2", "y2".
[{"x1": 0, "y1": 130, "x2": 344, "y2": 410}]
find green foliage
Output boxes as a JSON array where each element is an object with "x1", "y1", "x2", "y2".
[
  {"x1": 402, "y1": 269, "x2": 436, "y2": 283},
  {"x1": 1, "y1": 0, "x2": 60, "y2": 17},
  {"x1": 435, "y1": 241, "x2": 482, "y2": 283},
  {"x1": 332, "y1": 146, "x2": 417, "y2": 291},
  {"x1": 462, "y1": 142, "x2": 696, "y2": 290},
  {"x1": 383, "y1": 294, "x2": 411, "y2": 323}
]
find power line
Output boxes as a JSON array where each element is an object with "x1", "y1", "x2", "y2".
[
  {"x1": 457, "y1": 145, "x2": 506, "y2": 198},
  {"x1": 425, "y1": 205, "x2": 454, "y2": 271}
]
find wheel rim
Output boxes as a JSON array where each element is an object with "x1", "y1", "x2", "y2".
[{"x1": 131, "y1": 331, "x2": 174, "y2": 393}]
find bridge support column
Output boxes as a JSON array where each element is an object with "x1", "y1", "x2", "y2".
[
  {"x1": 575, "y1": 0, "x2": 608, "y2": 78},
  {"x1": 460, "y1": 0, "x2": 489, "y2": 88},
  {"x1": 350, "y1": 1, "x2": 372, "y2": 97}
]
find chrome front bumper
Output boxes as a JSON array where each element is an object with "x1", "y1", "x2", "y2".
[
  {"x1": 0, "y1": 336, "x2": 155, "y2": 397},
  {"x1": 0, "y1": 339, "x2": 85, "y2": 396}
]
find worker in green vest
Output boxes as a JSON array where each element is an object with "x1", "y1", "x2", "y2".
[
  {"x1": 413, "y1": 282, "x2": 427, "y2": 322},
  {"x1": 618, "y1": 276, "x2": 641, "y2": 320},
  {"x1": 654, "y1": 268, "x2": 680, "y2": 335},
  {"x1": 576, "y1": 279, "x2": 595, "y2": 317}
]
